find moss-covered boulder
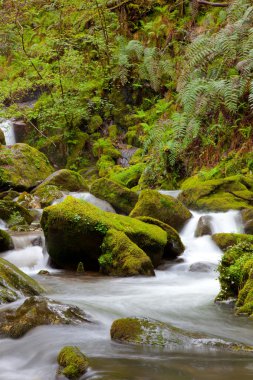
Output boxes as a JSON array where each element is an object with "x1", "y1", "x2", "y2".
[
  {"x1": 0, "y1": 296, "x2": 90, "y2": 338},
  {"x1": 212, "y1": 233, "x2": 253, "y2": 251},
  {"x1": 0, "y1": 129, "x2": 5, "y2": 145},
  {"x1": 90, "y1": 178, "x2": 138, "y2": 215},
  {"x1": 0, "y1": 143, "x2": 54, "y2": 191},
  {"x1": 130, "y1": 190, "x2": 192, "y2": 231},
  {"x1": 41, "y1": 196, "x2": 167, "y2": 270},
  {"x1": 16, "y1": 192, "x2": 41, "y2": 209},
  {"x1": 179, "y1": 175, "x2": 253, "y2": 212},
  {"x1": 110, "y1": 163, "x2": 145, "y2": 188},
  {"x1": 0, "y1": 190, "x2": 20, "y2": 201},
  {"x1": 57, "y1": 346, "x2": 89, "y2": 380},
  {"x1": 216, "y1": 241, "x2": 253, "y2": 316},
  {"x1": 33, "y1": 169, "x2": 88, "y2": 193},
  {"x1": 135, "y1": 216, "x2": 184, "y2": 259},
  {"x1": 110, "y1": 317, "x2": 252, "y2": 352},
  {"x1": 99, "y1": 229, "x2": 155, "y2": 276},
  {"x1": 0, "y1": 258, "x2": 44, "y2": 304},
  {"x1": 0, "y1": 200, "x2": 33, "y2": 228},
  {"x1": 241, "y1": 209, "x2": 253, "y2": 235},
  {"x1": 0, "y1": 230, "x2": 13, "y2": 252},
  {"x1": 195, "y1": 216, "x2": 213, "y2": 237},
  {"x1": 32, "y1": 185, "x2": 63, "y2": 208}
]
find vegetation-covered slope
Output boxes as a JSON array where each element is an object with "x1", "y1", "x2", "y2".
[{"x1": 0, "y1": 0, "x2": 252, "y2": 188}]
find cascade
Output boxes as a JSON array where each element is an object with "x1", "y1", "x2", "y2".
[{"x1": 0, "y1": 119, "x2": 16, "y2": 145}]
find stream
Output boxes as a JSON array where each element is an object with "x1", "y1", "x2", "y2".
[{"x1": 1, "y1": 198, "x2": 253, "y2": 379}]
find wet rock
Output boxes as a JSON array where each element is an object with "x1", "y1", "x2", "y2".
[
  {"x1": 57, "y1": 346, "x2": 89, "y2": 380},
  {"x1": 130, "y1": 189, "x2": 192, "y2": 231},
  {"x1": 0, "y1": 258, "x2": 44, "y2": 304},
  {"x1": 189, "y1": 262, "x2": 216, "y2": 272},
  {"x1": 37, "y1": 270, "x2": 50, "y2": 276},
  {"x1": 99, "y1": 229, "x2": 155, "y2": 277},
  {"x1": 90, "y1": 177, "x2": 138, "y2": 215},
  {"x1": 241, "y1": 209, "x2": 253, "y2": 234},
  {"x1": 41, "y1": 196, "x2": 167, "y2": 270},
  {"x1": 0, "y1": 190, "x2": 20, "y2": 201},
  {"x1": 0, "y1": 296, "x2": 91, "y2": 338},
  {"x1": 0, "y1": 129, "x2": 5, "y2": 145},
  {"x1": 0, "y1": 143, "x2": 54, "y2": 191},
  {"x1": 194, "y1": 216, "x2": 213, "y2": 237},
  {"x1": 110, "y1": 317, "x2": 253, "y2": 352},
  {"x1": 0, "y1": 229, "x2": 14, "y2": 252},
  {"x1": 31, "y1": 235, "x2": 43, "y2": 247}
]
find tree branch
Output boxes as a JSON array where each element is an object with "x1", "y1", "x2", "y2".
[{"x1": 198, "y1": 0, "x2": 229, "y2": 7}]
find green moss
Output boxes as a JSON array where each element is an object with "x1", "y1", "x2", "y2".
[
  {"x1": 110, "y1": 163, "x2": 145, "y2": 188},
  {"x1": 0, "y1": 229, "x2": 13, "y2": 252},
  {"x1": 88, "y1": 115, "x2": 103, "y2": 134},
  {"x1": 111, "y1": 318, "x2": 143, "y2": 343},
  {"x1": 0, "y1": 200, "x2": 33, "y2": 228},
  {"x1": 0, "y1": 258, "x2": 44, "y2": 304},
  {"x1": 33, "y1": 185, "x2": 63, "y2": 208},
  {"x1": 57, "y1": 346, "x2": 89, "y2": 379},
  {"x1": 0, "y1": 143, "x2": 54, "y2": 191},
  {"x1": 33, "y1": 169, "x2": 88, "y2": 193},
  {"x1": 216, "y1": 241, "x2": 253, "y2": 305},
  {"x1": 99, "y1": 229, "x2": 155, "y2": 276},
  {"x1": 212, "y1": 233, "x2": 253, "y2": 251},
  {"x1": 96, "y1": 155, "x2": 116, "y2": 177},
  {"x1": 93, "y1": 138, "x2": 121, "y2": 160},
  {"x1": 41, "y1": 196, "x2": 167, "y2": 270},
  {"x1": 108, "y1": 124, "x2": 118, "y2": 140},
  {"x1": 179, "y1": 175, "x2": 253, "y2": 211},
  {"x1": 90, "y1": 177, "x2": 138, "y2": 215},
  {"x1": 130, "y1": 190, "x2": 192, "y2": 231},
  {"x1": 66, "y1": 132, "x2": 90, "y2": 171}
]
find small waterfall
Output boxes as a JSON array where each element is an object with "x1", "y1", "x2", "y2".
[
  {"x1": 3, "y1": 232, "x2": 49, "y2": 274},
  {"x1": 0, "y1": 119, "x2": 16, "y2": 145},
  {"x1": 0, "y1": 219, "x2": 7, "y2": 230},
  {"x1": 178, "y1": 210, "x2": 242, "y2": 269},
  {"x1": 159, "y1": 190, "x2": 182, "y2": 198}
]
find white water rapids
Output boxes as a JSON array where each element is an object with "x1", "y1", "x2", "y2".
[{"x1": 0, "y1": 205, "x2": 253, "y2": 379}]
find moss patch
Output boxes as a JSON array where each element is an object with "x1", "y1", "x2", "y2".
[
  {"x1": 33, "y1": 169, "x2": 88, "y2": 193},
  {"x1": 33, "y1": 185, "x2": 63, "y2": 208},
  {"x1": 0, "y1": 200, "x2": 33, "y2": 228},
  {"x1": 90, "y1": 178, "x2": 138, "y2": 215},
  {"x1": 110, "y1": 163, "x2": 145, "y2": 188},
  {"x1": 0, "y1": 143, "x2": 54, "y2": 191},
  {"x1": 0, "y1": 229, "x2": 13, "y2": 252},
  {"x1": 57, "y1": 346, "x2": 89, "y2": 379},
  {"x1": 130, "y1": 190, "x2": 192, "y2": 231},
  {"x1": 212, "y1": 233, "x2": 253, "y2": 251},
  {"x1": 99, "y1": 229, "x2": 155, "y2": 276}
]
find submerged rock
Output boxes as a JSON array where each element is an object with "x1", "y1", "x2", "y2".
[
  {"x1": 130, "y1": 190, "x2": 192, "y2": 231},
  {"x1": 110, "y1": 317, "x2": 253, "y2": 352},
  {"x1": 0, "y1": 296, "x2": 91, "y2": 338},
  {"x1": 99, "y1": 229, "x2": 155, "y2": 276},
  {"x1": 57, "y1": 346, "x2": 89, "y2": 379},
  {"x1": 90, "y1": 177, "x2": 138, "y2": 215},
  {"x1": 33, "y1": 169, "x2": 88, "y2": 193},
  {"x1": 41, "y1": 196, "x2": 167, "y2": 270},
  {"x1": 179, "y1": 175, "x2": 253, "y2": 212},
  {"x1": 0, "y1": 143, "x2": 54, "y2": 191},
  {"x1": 189, "y1": 262, "x2": 216, "y2": 273},
  {"x1": 0, "y1": 229, "x2": 14, "y2": 252},
  {"x1": 195, "y1": 216, "x2": 213, "y2": 237},
  {"x1": 0, "y1": 258, "x2": 44, "y2": 304}
]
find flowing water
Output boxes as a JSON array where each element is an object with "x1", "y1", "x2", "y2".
[
  {"x1": 0, "y1": 119, "x2": 16, "y2": 145},
  {"x1": 0, "y1": 208, "x2": 253, "y2": 380}
]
